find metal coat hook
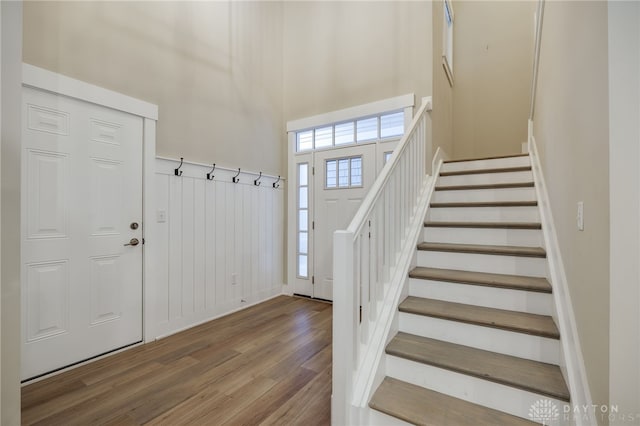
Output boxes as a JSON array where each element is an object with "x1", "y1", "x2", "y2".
[
  {"x1": 254, "y1": 172, "x2": 263, "y2": 186},
  {"x1": 174, "y1": 157, "x2": 184, "y2": 176},
  {"x1": 273, "y1": 176, "x2": 281, "y2": 189},
  {"x1": 232, "y1": 168, "x2": 241, "y2": 183},
  {"x1": 206, "y1": 163, "x2": 216, "y2": 180}
]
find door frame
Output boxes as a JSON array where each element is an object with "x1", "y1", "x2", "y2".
[
  {"x1": 285, "y1": 94, "x2": 415, "y2": 299},
  {"x1": 21, "y1": 64, "x2": 159, "y2": 345}
]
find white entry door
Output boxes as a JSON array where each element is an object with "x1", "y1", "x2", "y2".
[
  {"x1": 313, "y1": 144, "x2": 376, "y2": 301},
  {"x1": 21, "y1": 87, "x2": 143, "y2": 380}
]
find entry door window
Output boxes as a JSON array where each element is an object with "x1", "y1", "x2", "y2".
[{"x1": 325, "y1": 156, "x2": 363, "y2": 189}]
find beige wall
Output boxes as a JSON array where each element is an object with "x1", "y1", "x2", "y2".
[
  {"x1": 1, "y1": 1, "x2": 23, "y2": 424},
  {"x1": 452, "y1": 1, "x2": 535, "y2": 159},
  {"x1": 23, "y1": 1, "x2": 284, "y2": 176},
  {"x1": 533, "y1": 0, "x2": 609, "y2": 410},
  {"x1": 432, "y1": 0, "x2": 454, "y2": 157},
  {"x1": 281, "y1": 1, "x2": 433, "y2": 286},
  {"x1": 608, "y1": 1, "x2": 640, "y2": 421},
  {"x1": 283, "y1": 1, "x2": 432, "y2": 122}
]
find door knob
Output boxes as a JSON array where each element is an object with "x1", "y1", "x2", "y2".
[{"x1": 124, "y1": 238, "x2": 140, "y2": 246}]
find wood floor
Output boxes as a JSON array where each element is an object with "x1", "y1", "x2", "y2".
[{"x1": 21, "y1": 296, "x2": 332, "y2": 426}]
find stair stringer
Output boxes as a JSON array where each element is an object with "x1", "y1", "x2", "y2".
[
  {"x1": 529, "y1": 120, "x2": 594, "y2": 426},
  {"x1": 351, "y1": 149, "x2": 447, "y2": 426}
]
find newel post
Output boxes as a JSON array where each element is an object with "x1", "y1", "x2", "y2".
[{"x1": 332, "y1": 230, "x2": 356, "y2": 425}]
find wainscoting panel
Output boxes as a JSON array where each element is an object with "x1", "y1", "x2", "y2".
[{"x1": 154, "y1": 159, "x2": 284, "y2": 338}]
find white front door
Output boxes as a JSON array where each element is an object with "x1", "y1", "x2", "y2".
[
  {"x1": 312, "y1": 145, "x2": 376, "y2": 301},
  {"x1": 21, "y1": 87, "x2": 143, "y2": 380}
]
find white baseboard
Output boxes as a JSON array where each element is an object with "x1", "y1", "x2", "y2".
[
  {"x1": 528, "y1": 120, "x2": 593, "y2": 425},
  {"x1": 154, "y1": 287, "x2": 284, "y2": 340}
]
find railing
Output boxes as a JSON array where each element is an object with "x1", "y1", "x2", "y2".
[{"x1": 332, "y1": 97, "x2": 434, "y2": 425}]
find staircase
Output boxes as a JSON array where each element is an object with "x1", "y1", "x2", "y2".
[{"x1": 368, "y1": 153, "x2": 570, "y2": 425}]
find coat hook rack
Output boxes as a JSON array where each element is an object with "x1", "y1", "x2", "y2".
[
  {"x1": 254, "y1": 172, "x2": 263, "y2": 186},
  {"x1": 174, "y1": 157, "x2": 184, "y2": 176},
  {"x1": 232, "y1": 168, "x2": 241, "y2": 183},
  {"x1": 273, "y1": 176, "x2": 281, "y2": 189},
  {"x1": 206, "y1": 163, "x2": 216, "y2": 180}
]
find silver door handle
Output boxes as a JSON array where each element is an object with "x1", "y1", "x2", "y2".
[{"x1": 124, "y1": 238, "x2": 140, "y2": 246}]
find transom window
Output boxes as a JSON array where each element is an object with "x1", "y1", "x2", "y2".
[
  {"x1": 296, "y1": 111, "x2": 404, "y2": 152},
  {"x1": 326, "y1": 156, "x2": 362, "y2": 189}
]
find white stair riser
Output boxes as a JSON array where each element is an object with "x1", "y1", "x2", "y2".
[
  {"x1": 367, "y1": 408, "x2": 412, "y2": 426},
  {"x1": 438, "y1": 171, "x2": 533, "y2": 187},
  {"x1": 428, "y1": 206, "x2": 540, "y2": 223},
  {"x1": 423, "y1": 227, "x2": 544, "y2": 247},
  {"x1": 441, "y1": 156, "x2": 531, "y2": 173},
  {"x1": 398, "y1": 313, "x2": 560, "y2": 364},
  {"x1": 417, "y1": 250, "x2": 547, "y2": 277},
  {"x1": 432, "y1": 187, "x2": 536, "y2": 203},
  {"x1": 408, "y1": 278, "x2": 553, "y2": 315},
  {"x1": 386, "y1": 355, "x2": 570, "y2": 424}
]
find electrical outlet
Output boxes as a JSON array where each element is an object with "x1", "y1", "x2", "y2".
[
  {"x1": 157, "y1": 209, "x2": 167, "y2": 223},
  {"x1": 577, "y1": 201, "x2": 584, "y2": 231},
  {"x1": 231, "y1": 273, "x2": 237, "y2": 285}
]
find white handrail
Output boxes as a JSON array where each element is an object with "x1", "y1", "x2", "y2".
[{"x1": 332, "y1": 96, "x2": 434, "y2": 425}]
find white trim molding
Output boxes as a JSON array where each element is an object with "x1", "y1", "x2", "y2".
[
  {"x1": 22, "y1": 64, "x2": 158, "y2": 120},
  {"x1": 152, "y1": 157, "x2": 285, "y2": 339},
  {"x1": 528, "y1": 121, "x2": 593, "y2": 424},
  {"x1": 286, "y1": 93, "x2": 415, "y2": 133}
]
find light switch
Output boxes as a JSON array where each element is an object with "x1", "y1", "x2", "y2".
[
  {"x1": 157, "y1": 209, "x2": 167, "y2": 223},
  {"x1": 577, "y1": 202, "x2": 584, "y2": 231}
]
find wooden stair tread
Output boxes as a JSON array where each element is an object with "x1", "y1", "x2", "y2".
[
  {"x1": 369, "y1": 377, "x2": 538, "y2": 426},
  {"x1": 425, "y1": 221, "x2": 542, "y2": 230},
  {"x1": 387, "y1": 332, "x2": 570, "y2": 401},
  {"x1": 444, "y1": 153, "x2": 530, "y2": 163},
  {"x1": 417, "y1": 242, "x2": 546, "y2": 258},
  {"x1": 435, "y1": 182, "x2": 535, "y2": 191},
  {"x1": 399, "y1": 296, "x2": 559, "y2": 338},
  {"x1": 408, "y1": 267, "x2": 552, "y2": 293},
  {"x1": 430, "y1": 201, "x2": 538, "y2": 208},
  {"x1": 440, "y1": 166, "x2": 532, "y2": 177}
]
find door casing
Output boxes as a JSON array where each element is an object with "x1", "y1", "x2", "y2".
[{"x1": 20, "y1": 64, "x2": 158, "y2": 380}]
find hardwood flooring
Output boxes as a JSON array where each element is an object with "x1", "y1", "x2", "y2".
[{"x1": 21, "y1": 296, "x2": 332, "y2": 426}]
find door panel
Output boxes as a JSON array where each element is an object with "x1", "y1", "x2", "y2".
[
  {"x1": 313, "y1": 144, "x2": 376, "y2": 301},
  {"x1": 21, "y1": 87, "x2": 143, "y2": 380}
]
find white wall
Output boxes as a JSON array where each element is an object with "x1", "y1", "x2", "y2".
[
  {"x1": 153, "y1": 160, "x2": 284, "y2": 338},
  {"x1": 452, "y1": 1, "x2": 535, "y2": 159},
  {"x1": 283, "y1": 1, "x2": 432, "y2": 122},
  {"x1": 1, "y1": 1, "x2": 22, "y2": 424},
  {"x1": 609, "y1": 1, "x2": 640, "y2": 421},
  {"x1": 532, "y1": 0, "x2": 609, "y2": 410},
  {"x1": 23, "y1": 1, "x2": 284, "y2": 176},
  {"x1": 432, "y1": 0, "x2": 454, "y2": 157}
]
